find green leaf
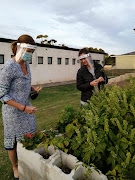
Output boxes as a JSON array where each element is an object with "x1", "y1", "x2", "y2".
[
  {"x1": 64, "y1": 140, "x2": 69, "y2": 147},
  {"x1": 130, "y1": 146, "x2": 134, "y2": 154},
  {"x1": 120, "y1": 142, "x2": 128, "y2": 150},
  {"x1": 57, "y1": 142, "x2": 64, "y2": 149},
  {"x1": 111, "y1": 168, "x2": 116, "y2": 176},
  {"x1": 27, "y1": 142, "x2": 33, "y2": 146},
  {"x1": 120, "y1": 137, "x2": 128, "y2": 143},
  {"x1": 37, "y1": 142, "x2": 44, "y2": 148},
  {"x1": 119, "y1": 150, "x2": 126, "y2": 161},
  {"x1": 65, "y1": 124, "x2": 75, "y2": 138},
  {"x1": 45, "y1": 143, "x2": 48, "y2": 150},
  {"x1": 132, "y1": 155, "x2": 135, "y2": 163},
  {"x1": 64, "y1": 148, "x2": 68, "y2": 153},
  {"x1": 75, "y1": 165, "x2": 79, "y2": 171}
]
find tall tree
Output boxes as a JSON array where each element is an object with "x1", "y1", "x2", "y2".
[
  {"x1": 47, "y1": 39, "x2": 57, "y2": 45},
  {"x1": 105, "y1": 56, "x2": 115, "y2": 66},
  {"x1": 36, "y1": 35, "x2": 48, "y2": 44},
  {"x1": 99, "y1": 48, "x2": 105, "y2": 53}
]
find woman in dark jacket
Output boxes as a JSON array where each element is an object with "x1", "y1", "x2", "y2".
[{"x1": 76, "y1": 48, "x2": 108, "y2": 105}]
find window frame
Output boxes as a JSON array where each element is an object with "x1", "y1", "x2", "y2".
[
  {"x1": 93, "y1": 60, "x2": 100, "y2": 64},
  {"x1": 38, "y1": 56, "x2": 43, "y2": 64},
  {"x1": 0, "y1": 54, "x2": 4, "y2": 64},
  {"x1": 65, "y1": 58, "x2": 69, "y2": 65},
  {"x1": 48, "y1": 57, "x2": 52, "y2": 64},
  {"x1": 57, "y1": 57, "x2": 62, "y2": 65},
  {"x1": 29, "y1": 58, "x2": 32, "y2": 64},
  {"x1": 72, "y1": 58, "x2": 76, "y2": 65}
]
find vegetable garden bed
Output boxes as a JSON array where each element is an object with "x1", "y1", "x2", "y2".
[
  {"x1": 20, "y1": 77, "x2": 135, "y2": 180},
  {"x1": 17, "y1": 143, "x2": 107, "y2": 180}
]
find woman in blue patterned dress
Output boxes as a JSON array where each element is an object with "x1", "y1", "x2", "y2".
[{"x1": 0, "y1": 35, "x2": 42, "y2": 179}]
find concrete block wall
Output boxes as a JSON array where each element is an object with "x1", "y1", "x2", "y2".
[
  {"x1": 17, "y1": 143, "x2": 108, "y2": 180},
  {"x1": 108, "y1": 73, "x2": 135, "y2": 84}
]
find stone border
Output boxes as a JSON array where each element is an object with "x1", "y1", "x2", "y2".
[
  {"x1": 38, "y1": 80, "x2": 76, "y2": 88},
  {"x1": 17, "y1": 142, "x2": 108, "y2": 180},
  {"x1": 108, "y1": 73, "x2": 135, "y2": 84}
]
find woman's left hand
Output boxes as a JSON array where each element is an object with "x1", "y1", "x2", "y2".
[
  {"x1": 35, "y1": 86, "x2": 42, "y2": 94},
  {"x1": 31, "y1": 86, "x2": 42, "y2": 94}
]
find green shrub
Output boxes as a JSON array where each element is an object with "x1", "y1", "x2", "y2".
[
  {"x1": 55, "y1": 105, "x2": 82, "y2": 133},
  {"x1": 21, "y1": 78, "x2": 135, "y2": 179},
  {"x1": 54, "y1": 78, "x2": 135, "y2": 179}
]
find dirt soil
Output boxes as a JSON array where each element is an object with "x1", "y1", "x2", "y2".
[
  {"x1": 107, "y1": 81, "x2": 128, "y2": 89},
  {"x1": 43, "y1": 153, "x2": 51, "y2": 159},
  {"x1": 61, "y1": 165, "x2": 72, "y2": 174}
]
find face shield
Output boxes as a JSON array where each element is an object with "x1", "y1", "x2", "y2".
[
  {"x1": 78, "y1": 53, "x2": 94, "y2": 67},
  {"x1": 15, "y1": 43, "x2": 37, "y2": 63}
]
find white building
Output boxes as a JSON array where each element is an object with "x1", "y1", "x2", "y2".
[{"x1": 0, "y1": 38, "x2": 105, "y2": 85}]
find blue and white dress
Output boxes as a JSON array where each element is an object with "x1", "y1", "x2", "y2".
[{"x1": 0, "y1": 58, "x2": 37, "y2": 149}]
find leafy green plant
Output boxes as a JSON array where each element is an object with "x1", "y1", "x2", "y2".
[
  {"x1": 55, "y1": 105, "x2": 82, "y2": 133},
  {"x1": 20, "y1": 131, "x2": 45, "y2": 150},
  {"x1": 21, "y1": 78, "x2": 135, "y2": 179},
  {"x1": 20, "y1": 129, "x2": 58, "y2": 150},
  {"x1": 52, "y1": 78, "x2": 135, "y2": 179}
]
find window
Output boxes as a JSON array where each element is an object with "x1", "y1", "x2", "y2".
[
  {"x1": 72, "y1": 58, "x2": 75, "y2": 65},
  {"x1": 102, "y1": 61, "x2": 104, "y2": 65},
  {"x1": 48, "y1": 57, "x2": 52, "y2": 64},
  {"x1": 65, "y1": 58, "x2": 69, "y2": 65},
  {"x1": 29, "y1": 58, "x2": 32, "y2": 64},
  {"x1": 38, "y1": 56, "x2": 43, "y2": 64},
  {"x1": 77, "y1": 59, "x2": 80, "y2": 63},
  {"x1": 0, "y1": 54, "x2": 4, "y2": 64},
  {"x1": 93, "y1": 60, "x2": 100, "y2": 64},
  {"x1": 57, "y1": 58, "x2": 61, "y2": 65}
]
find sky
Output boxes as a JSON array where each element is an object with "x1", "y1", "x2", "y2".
[{"x1": 0, "y1": 0, "x2": 135, "y2": 55}]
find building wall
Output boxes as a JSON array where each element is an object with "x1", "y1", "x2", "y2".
[
  {"x1": 0, "y1": 41, "x2": 105, "y2": 85},
  {"x1": 0, "y1": 42, "x2": 13, "y2": 61},
  {"x1": 116, "y1": 56, "x2": 135, "y2": 69},
  {"x1": 30, "y1": 47, "x2": 80, "y2": 85},
  {"x1": 90, "y1": 53, "x2": 105, "y2": 66}
]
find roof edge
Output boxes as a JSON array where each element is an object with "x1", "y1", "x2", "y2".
[{"x1": 0, "y1": 37, "x2": 106, "y2": 54}]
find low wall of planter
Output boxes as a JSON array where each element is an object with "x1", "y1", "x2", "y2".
[
  {"x1": 17, "y1": 142, "x2": 108, "y2": 180},
  {"x1": 108, "y1": 72, "x2": 135, "y2": 84}
]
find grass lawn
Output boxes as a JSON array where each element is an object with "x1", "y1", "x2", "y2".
[{"x1": 0, "y1": 84, "x2": 80, "y2": 180}]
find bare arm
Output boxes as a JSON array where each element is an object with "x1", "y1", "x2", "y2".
[{"x1": 5, "y1": 99, "x2": 37, "y2": 114}]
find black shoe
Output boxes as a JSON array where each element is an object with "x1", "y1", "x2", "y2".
[
  {"x1": 12, "y1": 169, "x2": 19, "y2": 180},
  {"x1": 14, "y1": 178, "x2": 19, "y2": 180}
]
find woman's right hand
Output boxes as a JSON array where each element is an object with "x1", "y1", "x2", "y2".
[
  {"x1": 24, "y1": 106, "x2": 37, "y2": 114},
  {"x1": 90, "y1": 80, "x2": 99, "y2": 86}
]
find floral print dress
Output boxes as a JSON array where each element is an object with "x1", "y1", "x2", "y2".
[{"x1": 0, "y1": 58, "x2": 37, "y2": 149}]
